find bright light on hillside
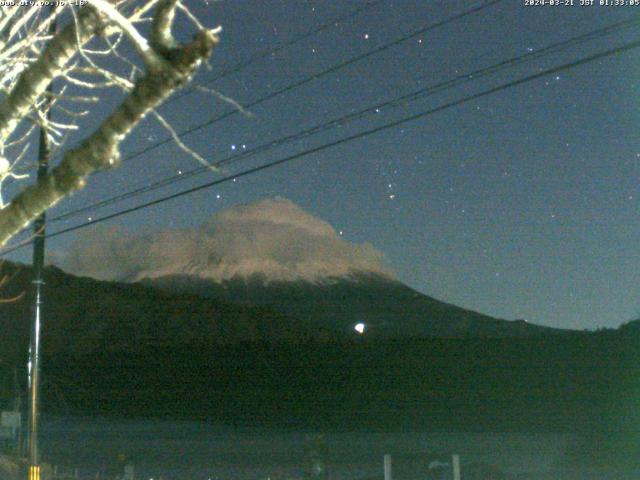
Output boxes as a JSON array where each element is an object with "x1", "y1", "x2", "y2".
[{"x1": 354, "y1": 323, "x2": 366, "y2": 334}]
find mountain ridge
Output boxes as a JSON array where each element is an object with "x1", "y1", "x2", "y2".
[
  {"x1": 0, "y1": 260, "x2": 566, "y2": 368},
  {"x1": 141, "y1": 271, "x2": 564, "y2": 338},
  {"x1": 2, "y1": 262, "x2": 634, "y2": 431}
]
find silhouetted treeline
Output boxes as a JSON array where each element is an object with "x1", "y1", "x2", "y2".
[
  {"x1": 0, "y1": 261, "x2": 638, "y2": 432},
  {"x1": 36, "y1": 330, "x2": 640, "y2": 432}
]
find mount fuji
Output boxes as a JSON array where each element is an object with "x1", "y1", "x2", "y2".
[{"x1": 52, "y1": 198, "x2": 561, "y2": 339}]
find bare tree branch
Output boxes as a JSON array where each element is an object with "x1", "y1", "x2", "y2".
[
  {"x1": 0, "y1": 7, "x2": 99, "y2": 147},
  {"x1": 0, "y1": 0, "x2": 223, "y2": 246},
  {"x1": 0, "y1": 10, "x2": 219, "y2": 245}
]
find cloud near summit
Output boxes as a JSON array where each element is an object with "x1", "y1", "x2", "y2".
[{"x1": 55, "y1": 198, "x2": 395, "y2": 283}]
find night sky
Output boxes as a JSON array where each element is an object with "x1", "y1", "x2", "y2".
[{"x1": 5, "y1": 0, "x2": 640, "y2": 330}]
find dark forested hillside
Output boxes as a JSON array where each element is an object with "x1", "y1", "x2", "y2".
[
  {"x1": 0, "y1": 262, "x2": 637, "y2": 432},
  {"x1": 144, "y1": 273, "x2": 562, "y2": 338},
  {"x1": 0, "y1": 263, "x2": 336, "y2": 366},
  {"x1": 43, "y1": 331, "x2": 640, "y2": 433}
]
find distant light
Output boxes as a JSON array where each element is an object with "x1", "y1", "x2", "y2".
[{"x1": 354, "y1": 323, "x2": 366, "y2": 334}]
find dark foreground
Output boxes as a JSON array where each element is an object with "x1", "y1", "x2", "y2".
[
  {"x1": 43, "y1": 330, "x2": 640, "y2": 433},
  {"x1": 26, "y1": 417, "x2": 640, "y2": 480}
]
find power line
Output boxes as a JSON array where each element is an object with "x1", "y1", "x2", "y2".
[
  {"x1": 3, "y1": 0, "x2": 384, "y2": 195},
  {"x1": 50, "y1": 14, "x2": 640, "y2": 223},
  {"x1": 2, "y1": 35, "x2": 638, "y2": 256},
  {"x1": 107, "y1": 0, "x2": 505, "y2": 167},
  {"x1": 170, "y1": 0, "x2": 385, "y2": 101}
]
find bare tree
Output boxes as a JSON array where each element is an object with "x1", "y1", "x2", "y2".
[{"x1": 0, "y1": 0, "x2": 220, "y2": 247}]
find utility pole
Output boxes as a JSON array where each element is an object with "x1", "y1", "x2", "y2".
[
  {"x1": 27, "y1": 98, "x2": 51, "y2": 480},
  {"x1": 27, "y1": 8, "x2": 55, "y2": 480}
]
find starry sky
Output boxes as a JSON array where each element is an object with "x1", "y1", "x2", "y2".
[{"x1": 5, "y1": 0, "x2": 640, "y2": 330}]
